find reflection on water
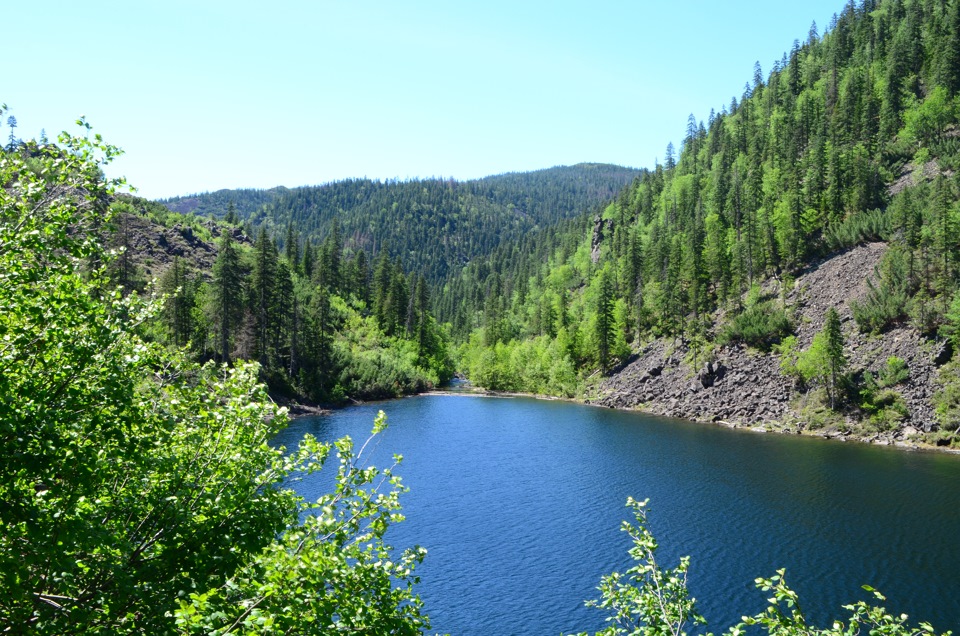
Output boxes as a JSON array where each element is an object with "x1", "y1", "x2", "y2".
[{"x1": 275, "y1": 395, "x2": 960, "y2": 635}]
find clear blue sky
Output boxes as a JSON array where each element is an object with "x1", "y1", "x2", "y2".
[{"x1": 6, "y1": 1, "x2": 845, "y2": 199}]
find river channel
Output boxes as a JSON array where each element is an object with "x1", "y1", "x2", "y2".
[{"x1": 273, "y1": 394, "x2": 960, "y2": 634}]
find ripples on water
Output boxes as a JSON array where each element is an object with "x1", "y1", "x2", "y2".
[{"x1": 273, "y1": 395, "x2": 960, "y2": 635}]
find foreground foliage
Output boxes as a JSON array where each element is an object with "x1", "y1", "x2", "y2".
[
  {"x1": 0, "y1": 119, "x2": 425, "y2": 633},
  {"x1": 574, "y1": 499, "x2": 950, "y2": 636}
]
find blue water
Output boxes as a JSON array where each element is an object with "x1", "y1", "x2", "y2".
[{"x1": 273, "y1": 394, "x2": 960, "y2": 635}]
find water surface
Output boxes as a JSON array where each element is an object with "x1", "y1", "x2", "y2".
[{"x1": 274, "y1": 394, "x2": 960, "y2": 635}]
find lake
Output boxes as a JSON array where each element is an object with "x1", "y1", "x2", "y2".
[{"x1": 272, "y1": 394, "x2": 960, "y2": 635}]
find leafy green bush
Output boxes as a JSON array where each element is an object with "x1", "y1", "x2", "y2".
[
  {"x1": 934, "y1": 359, "x2": 960, "y2": 442},
  {"x1": 859, "y1": 382, "x2": 908, "y2": 432},
  {"x1": 0, "y1": 124, "x2": 426, "y2": 633},
  {"x1": 857, "y1": 358, "x2": 910, "y2": 433},
  {"x1": 877, "y1": 356, "x2": 910, "y2": 387},
  {"x1": 573, "y1": 499, "x2": 948, "y2": 636},
  {"x1": 459, "y1": 333, "x2": 580, "y2": 396},
  {"x1": 851, "y1": 280, "x2": 909, "y2": 333}
]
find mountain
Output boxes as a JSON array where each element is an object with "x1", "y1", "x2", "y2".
[
  {"x1": 447, "y1": 0, "x2": 960, "y2": 449},
  {"x1": 159, "y1": 163, "x2": 641, "y2": 284}
]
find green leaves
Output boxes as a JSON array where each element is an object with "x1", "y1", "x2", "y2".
[
  {"x1": 174, "y1": 412, "x2": 428, "y2": 635},
  {"x1": 574, "y1": 498, "x2": 706, "y2": 636},
  {"x1": 576, "y1": 499, "x2": 951, "y2": 636},
  {"x1": 0, "y1": 118, "x2": 426, "y2": 634}
]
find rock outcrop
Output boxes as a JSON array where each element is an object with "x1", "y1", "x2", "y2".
[
  {"x1": 109, "y1": 212, "x2": 250, "y2": 280},
  {"x1": 590, "y1": 213, "x2": 613, "y2": 264}
]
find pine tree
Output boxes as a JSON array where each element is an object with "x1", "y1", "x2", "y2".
[
  {"x1": 159, "y1": 257, "x2": 196, "y2": 348},
  {"x1": 372, "y1": 251, "x2": 393, "y2": 327},
  {"x1": 322, "y1": 218, "x2": 344, "y2": 294},
  {"x1": 348, "y1": 249, "x2": 371, "y2": 308},
  {"x1": 250, "y1": 228, "x2": 279, "y2": 367},
  {"x1": 415, "y1": 275, "x2": 431, "y2": 362},
  {"x1": 108, "y1": 207, "x2": 140, "y2": 294},
  {"x1": 384, "y1": 266, "x2": 409, "y2": 337},
  {"x1": 211, "y1": 230, "x2": 244, "y2": 364},
  {"x1": 823, "y1": 307, "x2": 847, "y2": 409},
  {"x1": 595, "y1": 267, "x2": 616, "y2": 372},
  {"x1": 301, "y1": 242, "x2": 316, "y2": 279},
  {"x1": 942, "y1": 0, "x2": 960, "y2": 96},
  {"x1": 284, "y1": 223, "x2": 300, "y2": 271},
  {"x1": 932, "y1": 176, "x2": 957, "y2": 313},
  {"x1": 310, "y1": 283, "x2": 335, "y2": 396},
  {"x1": 6, "y1": 115, "x2": 17, "y2": 150}
]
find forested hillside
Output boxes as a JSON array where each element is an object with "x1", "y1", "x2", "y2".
[
  {"x1": 161, "y1": 163, "x2": 640, "y2": 283},
  {"x1": 103, "y1": 195, "x2": 453, "y2": 405},
  {"x1": 448, "y1": 0, "x2": 960, "y2": 446}
]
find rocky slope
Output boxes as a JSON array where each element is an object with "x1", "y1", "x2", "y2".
[
  {"x1": 108, "y1": 211, "x2": 249, "y2": 281},
  {"x1": 594, "y1": 242, "x2": 950, "y2": 446}
]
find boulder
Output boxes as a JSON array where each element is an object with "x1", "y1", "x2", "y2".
[{"x1": 933, "y1": 339, "x2": 953, "y2": 366}]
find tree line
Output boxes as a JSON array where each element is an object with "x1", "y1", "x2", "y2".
[{"x1": 160, "y1": 163, "x2": 641, "y2": 285}]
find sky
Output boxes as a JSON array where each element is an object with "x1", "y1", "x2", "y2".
[{"x1": 6, "y1": 1, "x2": 846, "y2": 199}]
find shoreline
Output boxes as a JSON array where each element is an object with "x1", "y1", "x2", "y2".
[
  {"x1": 601, "y1": 403, "x2": 960, "y2": 456},
  {"x1": 442, "y1": 386, "x2": 960, "y2": 455},
  {"x1": 284, "y1": 384, "x2": 960, "y2": 456}
]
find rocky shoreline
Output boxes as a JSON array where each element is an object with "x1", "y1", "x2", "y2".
[{"x1": 593, "y1": 242, "x2": 959, "y2": 453}]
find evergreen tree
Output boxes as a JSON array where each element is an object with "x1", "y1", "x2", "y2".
[
  {"x1": 823, "y1": 307, "x2": 847, "y2": 409},
  {"x1": 595, "y1": 267, "x2": 616, "y2": 372},
  {"x1": 250, "y1": 227, "x2": 280, "y2": 367},
  {"x1": 348, "y1": 249, "x2": 371, "y2": 307},
  {"x1": 798, "y1": 308, "x2": 848, "y2": 409},
  {"x1": 942, "y1": 0, "x2": 960, "y2": 96},
  {"x1": 284, "y1": 223, "x2": 300, "y2": 271},
  {"x1": 310, "y1": 283, "x2": 335, "y2": 395},
  {"x1": 211, "y1": 229, "x2": 244, "y2": 364},
  {"x1": 159, "y1": 256, "x2": 196, "y2": 349},
  {"x1": 414, "y1": 275, "x2": 431, "y2": 362},
  {"x1": 321, "y1": 218, "x2": 344, "y2": 294},
  {"x1": 5, "y1": 115, "x2": 17, "y2": 150},
  {"x1": 107, "y1": 205, "x2": 142, "y2": 294},
  {"x1": 372, "y1": 250, "x2": 393, "y2": 327}
]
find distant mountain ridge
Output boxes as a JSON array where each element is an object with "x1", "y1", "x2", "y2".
[{"x1": 159, "y1": 163, "x2": 641, "y2": 283}]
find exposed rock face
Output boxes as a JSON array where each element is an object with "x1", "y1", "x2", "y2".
[
  {"x1": 599, "y1": 339, "x2": 794, "y2": 425},
  {"x1": 109, "y1": 212, "x2": 250, "y2": 280},
  {"x1": 590, "y1": 214, "x2": 613, "y2": 264},
  {"x1": 596, "y1": 243, "x2": 944, "y2": 437}
]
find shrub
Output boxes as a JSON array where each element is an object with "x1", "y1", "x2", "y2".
[
  {"x1": 877, "y1": 356, "x2": 909, "y2": 387},
  {"x1": 573, "y1": 499, "x2": 948, "y2": 635},
  {"x1": 850, "y1": 247, "x2": 911, "y2": 333},
  {"x1": 823, "y1": 208, "x2": 891, "y2": 252},
  {"x1": 934, "y1": 359, "x2": 960, "y2": 438},
  {"x1": 719, "y1": 300, "x2": 793, "y2": 351}
]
